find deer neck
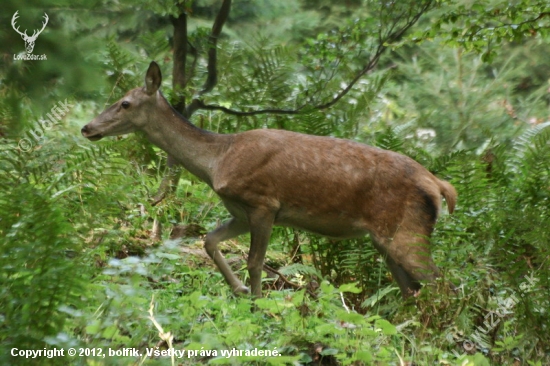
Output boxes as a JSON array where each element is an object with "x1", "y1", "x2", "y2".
[{"x1": 141, "y1": 93, "x2": 229, "y2": 187}]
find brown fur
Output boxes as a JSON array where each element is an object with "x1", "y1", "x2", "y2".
[{"x1": 81, "y1": 61, "x2": 457, "y2": 298}]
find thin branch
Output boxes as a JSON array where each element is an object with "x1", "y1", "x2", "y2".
[
  {"x1": 194, "y1": 0, "x2": 434, "y2": 116},
  {"x1": 262, "y1": 263, "x2": 301, "y2": 289},
  {"x1": 185, "y1": 40, "x2": 198, "y2": 93},
  {"x1": 474, "y1": 11, "x2": 550, "y2": 37},
  {"x1": 313, "y1": 47, "x2": 382, "y2": 110},
  {"x1": 203, "y1": 0, "x2": 232, "y2": 94},
  {"x1": 340, "y1": 292, "x2": 350, "y2": 313},
  {"x1": 313, "y1": 1, "x2": 434, "y2": 110},
  {"x1": 148, "y1": 295, "x2": 175, "y2": 366},
  {"x1": 186, "y1": 0, "x2": 232, "y2": 117},
  {"x1": 195, "y1": 99, "x2": 301, "y2": 116},
  {"x1": 170, "y1": 12, "x2": 188, "y2": 113}
]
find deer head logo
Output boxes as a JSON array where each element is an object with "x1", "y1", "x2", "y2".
[{"x1": 11, "y1": 11, "x2": 48, "y2": 54}]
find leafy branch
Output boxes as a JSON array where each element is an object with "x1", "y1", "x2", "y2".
[
  {"x1": 425, "y1": 1, "x2": 550, "y2": 61},
  {"x1": 191, "y1": 0, "x2": 435, "y2": 116}
]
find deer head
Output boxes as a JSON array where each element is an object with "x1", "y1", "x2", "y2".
[
  {"x1": 11, "y1": 11, "x2": 48, "y2": 54},
  {"x1": 81, "y1": 62, "x2": 163, "y2": 141}
]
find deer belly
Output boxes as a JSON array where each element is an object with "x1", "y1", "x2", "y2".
[{"x1": 274, "y1": 209, "x2": 368, "y2": 239}]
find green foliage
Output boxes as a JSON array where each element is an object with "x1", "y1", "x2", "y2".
[
  {"x1": 381, "y1": 43, "x2": 536, "y2": 152},
  {"x1": 0, "y1": 184, "x2": 84, "y2": 365},
  {"x1": 0, "y1": 97, "x2": 149, "y2": 364},
  {"x1": 427, "y1": 0, "x2": 550, "y2": 61},
  {"x1": 278, "y1": 263, "x2": 321, "y2": 279},
  {"x1": 62, "y1": 237, "x2": 420, "y2": 365}
]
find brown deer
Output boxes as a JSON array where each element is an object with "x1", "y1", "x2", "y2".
[{"x1": 81, "y1": 61, "x2": 456, "y2": 298}]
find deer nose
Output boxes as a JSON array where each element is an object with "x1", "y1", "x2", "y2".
[{"x1": 81, "y1": 125, "x2": 89, "y2": 134}]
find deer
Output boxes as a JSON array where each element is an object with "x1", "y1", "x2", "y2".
[
  {"x1": 11, "y1": 11, "x2": 49, "y2": 54},
  {"x1": 81, "y1": 61, "x2": 457, "y2": 299}
]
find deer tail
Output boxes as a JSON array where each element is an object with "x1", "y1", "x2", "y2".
[{"x1": 437, "y1": 179, "x2": 457, "y2": 214}]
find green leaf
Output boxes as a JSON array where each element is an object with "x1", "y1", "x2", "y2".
[
  {"x1": 338, "y1": 282, "x2": 362, "y2": 293},
  {"x1": 85, "y1": 320, "x2": 101, "y2": 335},
  {"x1": 375, "y1": 319, "x2": 397, "y2": 335},
  {"x1": 320, "y1": 348, "x2": 338, "y2": 356},
  {"x1": 353, "y1": 350, "x2": 372, "y2": 362},
  {"x1": 101, "y1": 324, "x2": 118, "y2": 339}
]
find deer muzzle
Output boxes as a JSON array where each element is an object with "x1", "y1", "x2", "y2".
[{"x1": 81, "y1": 124, "x2": 103, "y2": 141}]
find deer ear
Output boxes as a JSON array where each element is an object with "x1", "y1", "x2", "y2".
[{"x1": 145, "y1": 61, "x2": 162, "y2": 95}]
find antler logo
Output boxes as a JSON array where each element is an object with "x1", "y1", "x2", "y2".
[{"x1": 11, "y1": 11, "x2": 48, "y2": 54}]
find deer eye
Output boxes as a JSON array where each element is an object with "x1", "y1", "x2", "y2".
[{"x1": 121, "y1": 101, "x2": 130, "y2": 109}]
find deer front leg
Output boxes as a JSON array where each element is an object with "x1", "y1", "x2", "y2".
[
  {"x1": 204, "y1": 218, "x2": 250, "y2": 294},
  {"x1": 246, "y1": 209, "x2": 275, "y2": 298}
]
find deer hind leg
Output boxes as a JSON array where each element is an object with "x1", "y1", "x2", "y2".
[
  {"x1": 204, "y1": 218, "x2": 250, "y2": 294},
  {"x1": 373, "y1": 226, "x2": 440, "y2": 298},
  {"x1": 377, "y1": 247, "x2": 421, "y2": 296},
  {"x1": 246, "y1": 209, "x2": 275, "y2": 298},
  {"x1": 373, "y1": 232, "x2": 440, "y2": 298}
]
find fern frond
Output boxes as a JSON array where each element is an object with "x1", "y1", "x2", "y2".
[
  {"x1": 293, "y1": 111, "x2": 334, "y2": 136},
  {"x1": 105, "y1": 39, "x2": 142, "y2": 95},
  {"x1": 507, "y1": 121, "x2": 550, "y2": 175},
  {"x1": 278, "y1": 263, "x2": 322, "y2": 278},
  {"x1": 443, "y1": 151, "x2": 492, "y2": 212},
  {"x1": 217, "y1": 40, "x2": 295, "y2": 110},
  {"x1": 374, "y1": 126, "x2": 405, "y2": 153},
  {"x1": 139, "y1": 30, "x2": 170, "y2": 60},
  {"x1": 0, "y1": 184, "x2": 85, "y2": 352}
]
